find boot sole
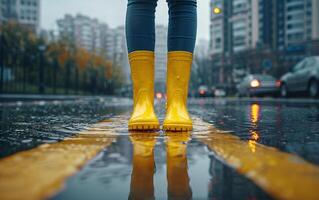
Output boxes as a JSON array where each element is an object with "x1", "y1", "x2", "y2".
[
  {"x1": 128, "y1": 123, "x2": 160, "y2": 131},
  {"x1": 163, "y1": 124, "x2": 193, "y2": 132}
]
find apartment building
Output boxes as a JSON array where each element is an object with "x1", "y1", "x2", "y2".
[
  {"x1": 210, "y1": 0, "x2": 319, "y2": 87},
  {"x1": 155, "y1": 25, "x2": 168, "y2": 93},
  {"x1": 0, "y1": 0, "x2": 41, "y2": 33}
]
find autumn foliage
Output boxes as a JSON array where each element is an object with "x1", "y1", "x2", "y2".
[{"x1": 0, "y1": 22, "x2": 124, "y2": 94}]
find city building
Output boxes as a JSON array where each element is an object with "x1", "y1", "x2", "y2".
[
  {"x1": 312, "y1": 0, "x2": 319, "y2": 40},
  {"x1": 258, "y1": 0, "x2": 319, "y2": 68},
  {"x1": 209, "y1": 0, "x2": 229, "y2": 56},
  {"x1": 106, "y1": 26, "x2": 127, "y2": 64},
  {"x1": 40, "y1": 29, "x2": 56, "y2": 43},
  {"x1": 231, "y1": 0, "x2": 259, "y2": 53},
  {"x1": 258, "y1": 0, "x2": 286, "y2": 51},
  {"x1": 57, "y1": 14, "x2": 130, "y2": 83},
  {"x1": 209, "y1": 0, "x2": 319, "y2": 91},
  {"x1": 106, "y1": 26, "x2": 130, "y2": 82},
  {"x1": 210, "y1": 0, "x2": 259, "y2": 55},
  {"x1": 192, "y1": 39, "x2": 216, "y2": 95},
  {"x1": 154, "y1": 25, "x2": 168, "y2": 93},
  {"x1": 0, "y1": 0, "x2": 41, "y2": 33},
  {"x1": 57, "y1": 14, "x2": 103, "y2": 53},
  {"x1": 285, "y1": 0, "x2": 319, "y2": 45}
]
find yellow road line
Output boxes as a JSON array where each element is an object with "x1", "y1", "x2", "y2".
[
  {"x1": 0, "y1": 116, "x2": 126, "y2": 200},
  {"x1": 193, "y1": 119, "x2": 319, "y2": 200}
]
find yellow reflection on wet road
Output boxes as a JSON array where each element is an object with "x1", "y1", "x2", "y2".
[
  {"x1": 250, "y1": 103, "x2": 260, "y2": 124},
  {"x1": 129, "y1": 132, "x2": 192, "y2": 200},
  {"x1": 129, "y1": 132, "x2": 157, "y2": 200},
  {"x1": 166, "y1": 132, "x2": 192, "y2": 200},
  {"x1": 0, "y1": 117, "x2": 123, "y2": 200},
  {"x1": 248, "y1": 131, "x2": 260, "y2": 153},
  {"x1": 195, "y1": 120, "x2": 319, "y2": 200},
  {"x1": 250, "y1": 131, "x2": 260, "y2": 141},
  {"x1": 249, "y1": 104, "x2": 261, "y2": 153}
]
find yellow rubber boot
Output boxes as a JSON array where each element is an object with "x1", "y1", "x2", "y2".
[
  {"x1": 128, "y1": 51, "x2": 160, "y2": 131},
  {"x1": 163, "y1": 51, "x2": 193, "y2": 131}
]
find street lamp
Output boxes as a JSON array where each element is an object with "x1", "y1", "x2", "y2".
[
  {"x1": 213, "y1": 7, "x2": 222, "y2": 15},
  {"x1": 38, "y1": 44, "x2": 46, "y2": 94}
]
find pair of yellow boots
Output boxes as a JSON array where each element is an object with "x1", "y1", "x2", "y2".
[{"x1": 128, "y1": 51, "x2": 193, "y2": 131}]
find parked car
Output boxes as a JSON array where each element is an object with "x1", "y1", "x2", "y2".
[
  {"x1": 280, "y1": 56, "x2": 319, "y2": 98},
  {"x1": 197, "y1": 85, "x2": 210, "y2": 97},
  {"x1": 237, "y1": 74, "x2": 280, "y2": 97},
  {"x1": 214, "y1": 88, "x2": 226, "y2": 97},
  {"x1": 155, "y1": 92, "x2": 164, "y2": 99}
]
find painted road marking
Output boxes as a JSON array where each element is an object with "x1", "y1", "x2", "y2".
[
  {"x1": 193, "y1": 118, "x2": 319, "y2": 200},
  {"x1": 0, "y1": 116, "x2": 127, "y2": 200}
]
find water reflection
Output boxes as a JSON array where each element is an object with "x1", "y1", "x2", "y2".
[
  {"x1": 166, "y1": 132, "x2": 192, "y2": 200},
  {"x1": 250, "y1": 103, "x2": 260, "y2": 124},
  {"x1": 129, "y1": 132, "x2": 192, "y2": 200},
  {"x1": 129, "y1": 132, "x2": 157, "y2": 200},
  {"x1": 249, "y1": 104, "x2": 261, "y2": 153},
  {"x1": 3, "y1": 98, "x2": 319, "y2": 199},
  {"x1": 208, "y1": 155, "x2": 271, "y2": 200},
  {"x1": 248, "y1": 131, "x2": 259, "y2": 153},
  {"x1": 0, "y1": 99, "x2": 130, "y2": 158}
]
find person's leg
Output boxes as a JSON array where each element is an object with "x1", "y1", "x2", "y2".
[
  {"x1": 126, "y1": 0, "x2": 158, "y2": 53},
  {"x1": 163, "y1": 0, "x2": 197, "y2": 131},
  {"x1": 167, "y1": 0, "x2": 197, "y2": 53},
  {"x1": 126, "y1": 0, "x2": 160, "y2": 131}
]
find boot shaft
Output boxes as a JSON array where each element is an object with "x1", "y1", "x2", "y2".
[
  {"x1": 129, "y1": 51, "x2": 155, "y2": 106},
  {"x1": 166, "y1": 51, "x2": 193, "y2": 107}
]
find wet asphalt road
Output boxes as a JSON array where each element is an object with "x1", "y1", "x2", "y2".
[{"x1": 1, "y1": 97, "x2": 319, "y2": 200}]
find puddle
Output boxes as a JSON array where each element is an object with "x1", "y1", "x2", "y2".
[
  {"x1": 52, "y1": 133, "x2": 271, "y2": 200},
  {"x1": 2, "y1": 98, "x2": 319, "y2": 199}
]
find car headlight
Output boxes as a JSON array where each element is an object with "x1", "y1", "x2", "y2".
[{"x1": 250, "y1": 80, "x2": 260, "y2": 88}]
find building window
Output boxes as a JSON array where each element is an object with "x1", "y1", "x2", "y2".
[{"x1": 288, "y1": 33, "x2": 304, "y2": 41}]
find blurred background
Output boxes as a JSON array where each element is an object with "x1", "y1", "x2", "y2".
[{"x1": 0, "y1": 0, "x2": 318, "y2": 98}]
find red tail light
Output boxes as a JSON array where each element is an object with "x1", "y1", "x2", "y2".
[
  {"x1": 156, "y1": 92, "x2": 163, "y2": 99},
  {"x1": 276, "y1": 80, "x2": 281, "y2": 87},
  {"x1": 199, "y1": 90, "x2": 206, "y2": 95}
]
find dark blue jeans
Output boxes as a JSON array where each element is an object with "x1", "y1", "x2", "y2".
[{"x1": 126, "y1": 0, "x2": 197, "y2": 53}]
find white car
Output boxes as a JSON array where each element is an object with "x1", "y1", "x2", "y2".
[
  {"x1": 280, "y1": 56, "x2": 319, "y2": 98},
  {"x1": 237, "y1": 74, "x2": 280, "y2": 97}
]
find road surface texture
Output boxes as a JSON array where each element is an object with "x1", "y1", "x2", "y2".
[{"x1": 0, "y1": 97, "x2": 319, "y2": 200}]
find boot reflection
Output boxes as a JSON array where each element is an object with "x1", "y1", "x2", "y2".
[
  {"x1": 166, "y1": 132, "x2": 192, "y2": 200},
  {"x1": 129, "y1": 132, "x2": 158, "y2": 200}
]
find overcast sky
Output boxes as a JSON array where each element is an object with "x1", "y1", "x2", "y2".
[{"x1": 41, "y1": 0, "x2": 210, "y2": 41}]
